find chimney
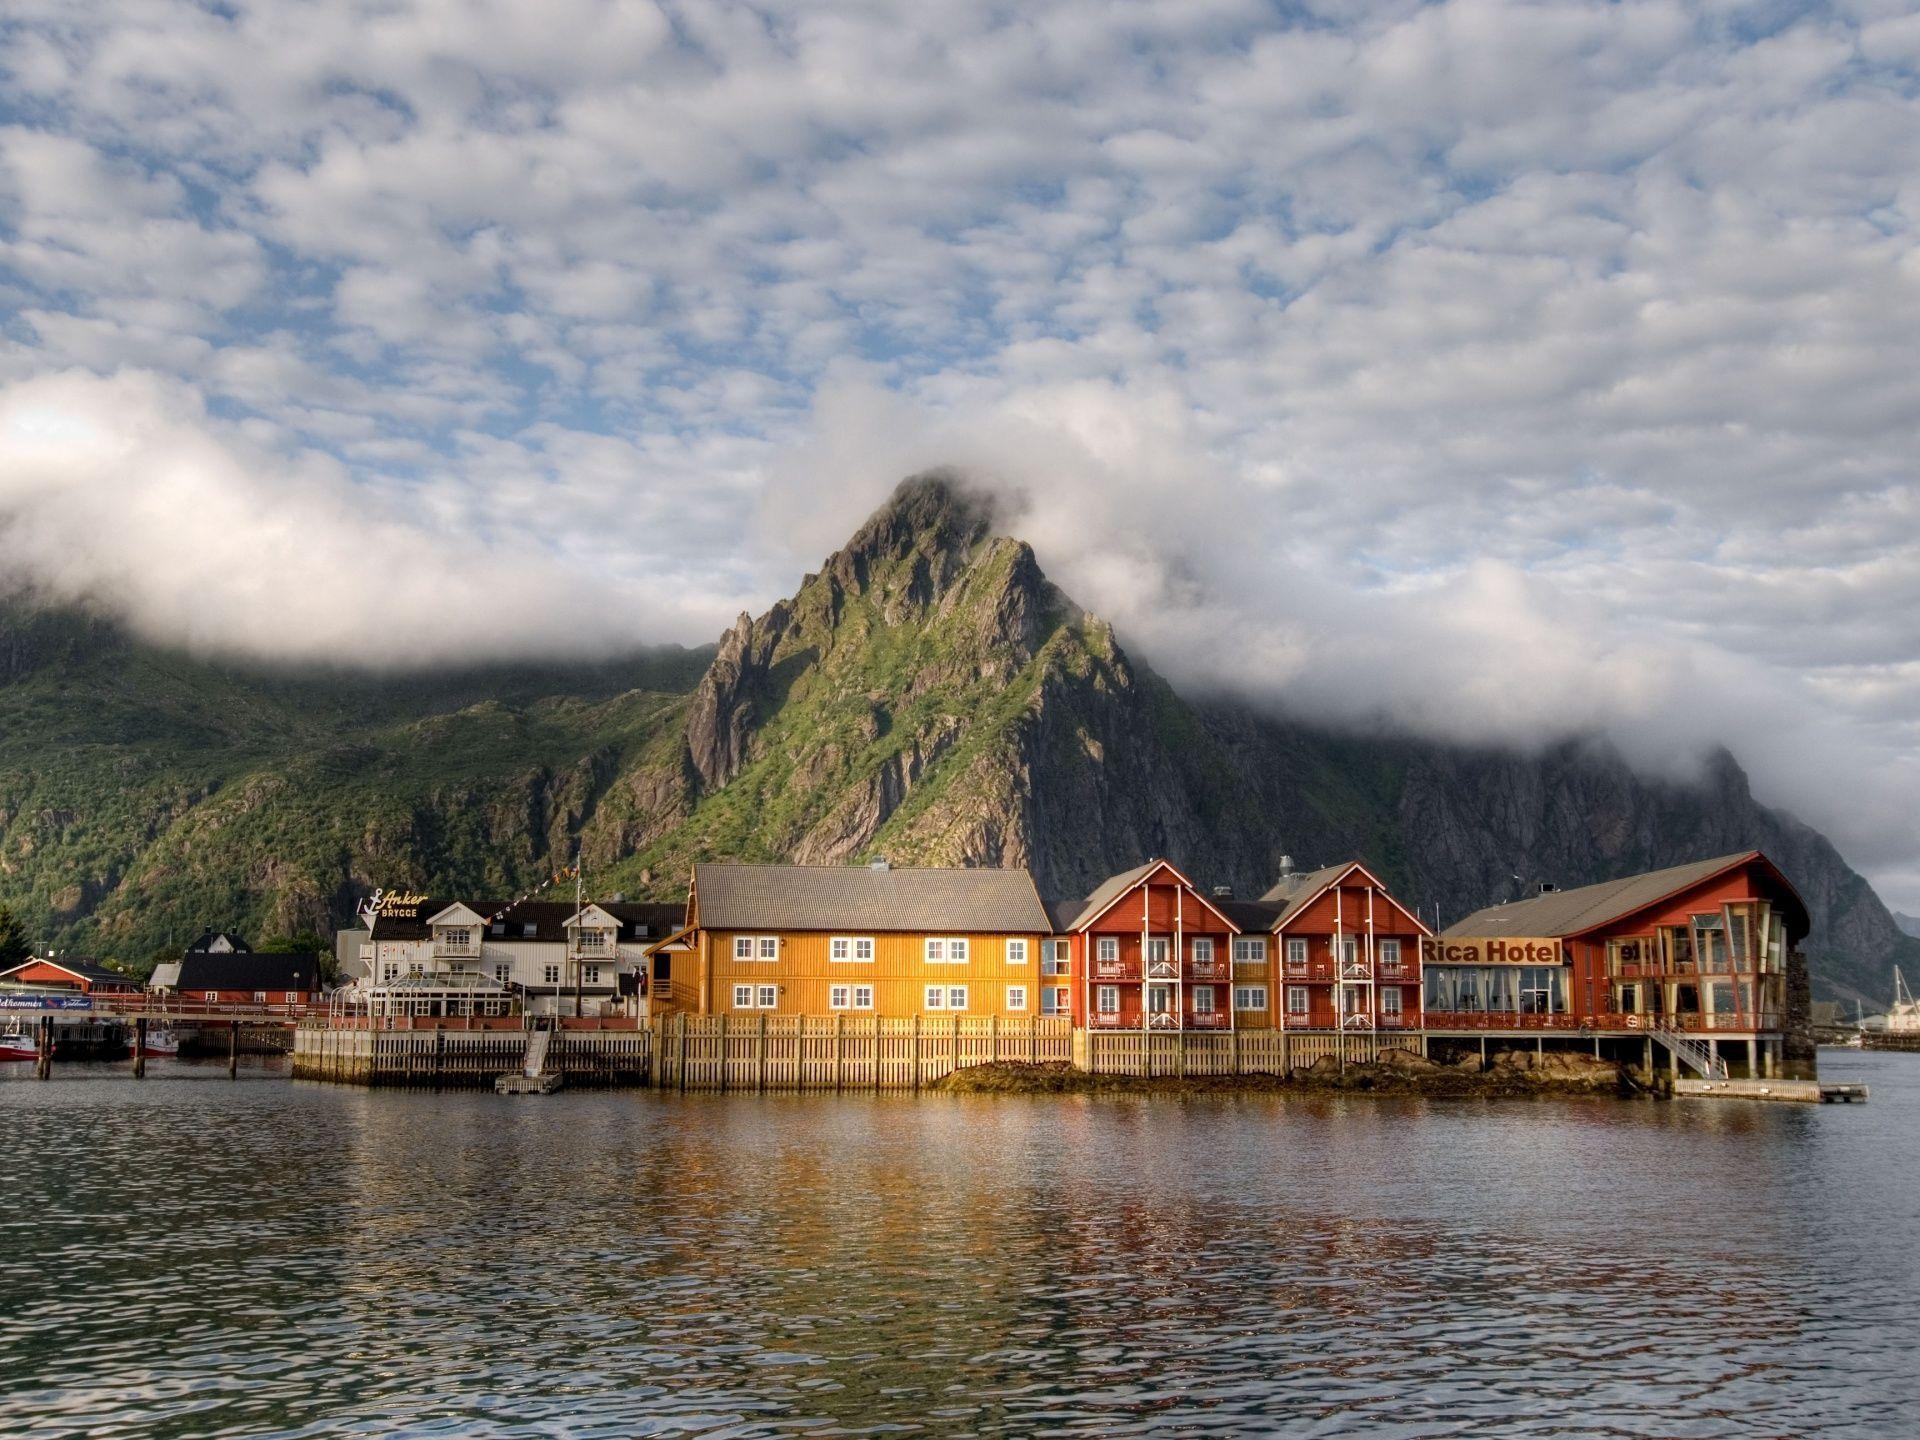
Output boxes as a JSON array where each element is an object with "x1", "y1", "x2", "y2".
[
  {"x1": 868, "y1": 857, "x2": 890, "y2": 871},
  {"x1": 1278, "y1": 855, "x2": 1295, "y2": 878},
  {"x1": 1211, "y1": 885, "x2": 1233, "y2": 899},
  {"x1": 1537, "y1": 881, "x2": 1558, "y2": 895}
]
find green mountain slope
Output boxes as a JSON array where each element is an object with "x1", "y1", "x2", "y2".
[{"x1": 1, "y1": 475, "x2": 1912, "y2": 1005}]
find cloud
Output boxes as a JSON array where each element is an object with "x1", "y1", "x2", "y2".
[{"x1": 0, "y1": 0, "x2": 1915, "y2": 903}]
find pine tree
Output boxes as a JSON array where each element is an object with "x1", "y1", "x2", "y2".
[{"x1": 0, "y1": 905, "x2": 30, "y2": 970}]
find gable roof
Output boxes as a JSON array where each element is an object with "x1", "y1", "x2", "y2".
[
  {"x1": 692, "y1": 863, "x2": 1051, "y2": 934},
  {"x1": 1070, "y1": 859, "x2": 1241, "y2": 934},
  {"x1": 1217, "y1": 898, "x2": 1284, "y2": 933},
  {"x1": 1442, "y1": 851, "x2": 1807, "y2": 941},
  {"x1": 176, "y1": 951, "x2": 324, "y2": 992},
  {"x1": 1260, "y1": 862, "x2": 1365, "y2": 927},
  {"x1": 186, "y1": 930, "x2": 252, "y2": 954},
  {"x1": 0, "y1": 956, "x2": 135, "y2": 988}
]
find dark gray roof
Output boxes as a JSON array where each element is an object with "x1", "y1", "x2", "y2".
[
  {"x1": 370, "y1": 900, "x2": 686, "y2": 944},
  {"x1": 1259, "y1": 863, "x2": 1362, "y2": 927},
  {"x1": 1046, "y1": 898, "x2": 1089, "y2": 933},
  {"x1": 693, "y1": 863, "x2": 1050, "y2": 934},
  {"x1": 1218, "y1": 899, "x2": 1283, "y2": 933},
  {"x1": 185, "y1": 930, "x2": 252, "y2": 954},
  {"x1": 1442, "y1": 851, "x2": 1805, "y2": 940},
  {"x1": 176, "y1": 952, "x2": 323, "y2": 991}
]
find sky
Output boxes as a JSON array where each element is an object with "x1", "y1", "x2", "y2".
[{"x1": 0, "y1": 1, "x2": 1916, "y2": 908}]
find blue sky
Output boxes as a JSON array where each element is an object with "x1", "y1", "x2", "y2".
[{"x1": 0, "y1": 0, "x2": 1916, "y2": 907}]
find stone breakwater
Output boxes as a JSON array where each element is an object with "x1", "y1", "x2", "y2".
[{"x1": 930, "y1": 1049, "x2": 1638, "y2": 1098}]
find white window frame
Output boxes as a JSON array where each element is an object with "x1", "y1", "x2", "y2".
[
  {"x1": 925, "y1": 938, "x2": 944, "y2": 964},
  {"x1": 1006, "y1": 985, "x2": 1028, "y2": 1011},
  {"x1": 1286, "y1": 937, "x2": 1308, "y2": 967},
  {"x1": 946, "y1": 986, "x2": 968, "y2": 1010},
  {"x1": 733, "y1": 936, "x2": 754, "y2": 960},
  {"x1": 1191, "y1": 985, "x2": 1215, "y2": 1013},
  {"x1": 1097, "y1": 984, "x2": 1120, "y2": 1015},
  {"x1": 494, "y1": 963, "x2": 511, "y2": 985},
  {"x1": 583, "y1": 966, "x2": 601, "y2": 986},
  {"x1": 1234, "y1": 985, "x2": 1268, "y2": 1012},
  {"x1": 1339, "y1": 936, "x2": 1359, "y2": 964},
  {"x1": 852, "y1": 985, "x2": 874, "y2": 1010},
  {"x1": 732, "y1": 983, "x2": 754, "y2": 1009},
  {"x1": 1052, "y1": 985, "x2": 1071, "y2": 1014},
  {"x1": 926, "y1": 937, "x2": 969, "y2": 964},
  {"x1": 1006, "y1": 939, "x2": 1028, "y2": 965},
  {"x1": 925, "y1": 985, "x2": 946, "y2": 1010},
  {"x1": 1191, "y1": 937, "x2": 1214, "y2": 963},
  {"x1": 830, "y1": 984, "x2": 853, "y2": 1009},
  {"x1": 1233, "y1": 936, "x2": 1268, "y2": 964},
  {"x1": 543, "y1": 964, "x2": 560, "y2": 985},
  {"x1": 1287, "y1": 985, "x2": 1309, "y2": 1016},
  {"x1": 1380, "y1": 939, "x2": 1402, "y2": 970},
  {"x1": 1096, "y1": 937, "x2": 1119, "y2": 964},
  {"x1": 831, "y1": 936, "x2": 875, "y2": 964},
  {"x1": 755, "y1": 984, "x2": 777, "y2": 1009},
  {"x1": 1044, "y1": 940, "x2": 1069, "y2": 976},
  {"x1": 1145, "y1": 936, "x2": 1170, "y2": 964},
  {"x1": 1382, "y1": 987, "x2": 1404, "y2": 1016}
]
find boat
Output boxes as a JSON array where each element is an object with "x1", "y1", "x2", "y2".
[
  {"x1": 0, "y1": 1019, "x2": 39, "y2": 1060},
  {"x1": 1861, "y1": 970, "x2": 1920, "y2": 1052},
  {"x1": 137, "y1": 1027, "x2": 180, "y2": 1057}
]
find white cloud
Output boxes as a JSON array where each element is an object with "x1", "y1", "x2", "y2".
[{"x1": 0, "y1": 0, "x2": 1915, "y2": 904}]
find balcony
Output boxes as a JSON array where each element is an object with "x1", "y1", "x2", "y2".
[
  {"x1": 1146, "y1": 959, "x2": 1179, "y2": 981},
  {"x1": 1377, "y1": 1012, "x2": 1416, "y2": 1029},
  {"x1": 1340, "y1": 962, "x2": 1373, "y2": 981},
  {"x1": 433, "y1": 939, "x2": 481, "y2": 959},
  {"x1": 1094, "y1": 962, "x2": 1141, "y2": 982},
  {"x1": 1186, "y1": 960, "x2": 1227, "y2": 981},
  {"x1": 1089, "y1": 1011, "x2": 1133, "y2": 1028},
  {"x1": 1185, "y1": 1011, "x2": 1231, "y2": 1030}
]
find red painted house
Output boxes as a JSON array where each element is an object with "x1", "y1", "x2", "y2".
[
  {"x1": 150, "y1": 933, "x2": 325, "y2": 1007},
  {"x1": 0, "y1": 956, "x2": 140, "y2": 995},
  {"x1": 1434, "y1": 850, "x2": 1806, "y2": 1076},
  {"x1": 1258, "y1": 861, "x2": 1429, "y2": 1035},
  {"x1": 1056, "y1": 860, "x2": 1243, "y2": 1031}
]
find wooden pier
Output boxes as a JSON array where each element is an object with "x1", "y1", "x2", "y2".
[{"x1": 1675, "y1": 1077, "x2": 1868, "y2": 1104}]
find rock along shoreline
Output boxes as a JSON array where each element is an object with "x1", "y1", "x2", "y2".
[{"x1": 929, "y1": 1048, "x2": 1649, "y2": 1099}]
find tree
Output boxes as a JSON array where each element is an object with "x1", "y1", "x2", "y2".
[
  {"x1": 0, "y1": 905, "x2": 30, "y2": 969},
  {"x1": 260, "y1": 929, "x2": 336, "y2": 984}
]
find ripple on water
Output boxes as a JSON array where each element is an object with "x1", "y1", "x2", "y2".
[{"x1": 2, "y1": 1055, "x2": 1918, "y2": 1437}]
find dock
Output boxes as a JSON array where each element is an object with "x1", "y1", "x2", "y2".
[{"x1": 1675, "y1": 1077, "x2": 1868, "y2": 1104}]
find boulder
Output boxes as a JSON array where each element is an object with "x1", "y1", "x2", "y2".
[{"x1": 1378, "y1": 1047, "x2": 1440, "y2": 1073}]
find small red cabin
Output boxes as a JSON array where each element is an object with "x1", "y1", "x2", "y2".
[{"x1": 0, "y1": 957, "x2": 139, "y2": 995}]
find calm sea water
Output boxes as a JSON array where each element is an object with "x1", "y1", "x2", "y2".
[{"x1": 3, "y1": 1050, "x2": 1916, "y2": 1437}]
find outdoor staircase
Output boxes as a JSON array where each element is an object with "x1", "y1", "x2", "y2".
[{"x1": 1653, "y1": 1026, "x2": 1727, "y2": 1080}]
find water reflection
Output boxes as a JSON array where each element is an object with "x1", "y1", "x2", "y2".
[{"x1": 2, "y1": 1054, "x2": 1915, "y2": 1436}]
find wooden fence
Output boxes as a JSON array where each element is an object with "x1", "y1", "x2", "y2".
[
  {"x1": 654, "y1": 1013, "x2": 1074, "y2": 1091},
  {"x1": 1073, "y1": 1027, "x2": 1418, "y2": 1078},
  {"x1": 292, "y1": 1024, "x2": 650, "y2": 1088}
]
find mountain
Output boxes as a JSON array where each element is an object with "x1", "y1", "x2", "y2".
[
  {"x1": 2, "y1": 473, "x2": 1913, "y2": 1004},
  {"x1": 1898, "y1": 913, "x2": 1920, "y2": 941}
]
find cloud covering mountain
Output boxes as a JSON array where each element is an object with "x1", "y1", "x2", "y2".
[{"x1": 0, "y1": 1, "x2": 1915, "y2": 905}]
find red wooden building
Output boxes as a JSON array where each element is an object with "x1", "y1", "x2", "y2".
[
  {"x1": 1054, "y1": 860, "x2": 1243, "y2": 1031},
  {"x1": 1258, "y1": 861, "x2": 1429, "y2": 1034},
  {"x1": 0, "y1": 956, "x2": 139, "y2": 995},
  {"x1": 1434, "y1": 850, "x2": 1806, "y2": 1076}
]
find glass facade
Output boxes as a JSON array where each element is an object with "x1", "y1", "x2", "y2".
[{"x1": 1424, "y1": 964, "x2": 1567, "y2": 1013}]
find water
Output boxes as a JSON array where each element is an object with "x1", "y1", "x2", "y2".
[{"x1": 3, "y1": 1051, "x2": 1916, "y2": 1437}]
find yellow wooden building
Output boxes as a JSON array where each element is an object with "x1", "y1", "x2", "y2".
[{"x1": 646, "y1": 861, "x2": 1055, "y2": 1020}]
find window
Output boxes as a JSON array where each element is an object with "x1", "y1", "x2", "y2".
[
  {"x1": 926, "y1": 938, "x2": 968, "y2": 964},
  {"x1": 926, "y1": 938, "x2": 943, "y2": 963},
  {"x1": 828, "y1": 936, "x2": 873, "y2": 963},
  {"x1": 1006, "y1": 939, "x2": 1028, "y2": 965},
  {"x1": 758, "y1": 937, "x2": 778, "y2": 961},
  {"x1": 495, "y1": 963, "x2": 511, "y2": 985},
  {"x1": 1380, "y1": 939, "x2": 1402, "y2": 970},
  {"x1": 734, "y1": 937, "x2": 753, "y2": 960},
  {"x1": 1234, "y1": 985, "x2": 1268, "y2": 1012},
  {"x1": 925, "y1": 985, "x2": 945, "y2": 1009},
  {"x1": 1145, "y1": 937, "x2": 1170, "y2": 964},
  {"x1": 490, "y1": 921, "x2": 505, "y2": 936},
  {"x1": 1287, "y1": 986, "x2": 1309, "y2": 1016},
  {"x1": 522, "y1": 922, "x2": 538, "y2": 938},
  {"x1": 830, "y1": 984, "x2": 852, "y2": 1009},
  {"x1": 947, "y1": 986, "x2": 967, "y2": 1010},
  {"x1": 732, "y1": 983, "x2": 754, "y2": 1009},
  {"x1": 584, "y1": 966, "x2": 601, "y2": 986},
  {"x1": 576, "y1": 930, "x2": 608, "y2": 953},
  {"x1": 924, "y1": 985, "x2": 967, "y2": 1010},
  {"x1": 1191, "y1": 938, "x2": 1213, "y2": 963},
  {"x1": 1042, "y1": 940, "x2": 1066, "y2": 975},
  {"x1": 1192, "y1": 986, "x2": 1215, "y2": 1013},
  {"x1": 543, "y1": 964, "x2": 560, "y2": 985},
  {"x1": 1096, "y1": 985, "x2": 1120, "y2": 1014},
  {"x1": 1339, "y1": 936, "x2": 1359, "y2": 964},
  {"x1": 1096, "y1": 937, "x2": 1119, "y2": 964},
  {"x1": 1382, "y1": 988, "x2": 1404, "y2": 1017},
  {"x1": 853, "y1": 985, "x2": 874, "y2": 1009},
  {"x1": 1234, "y1": 936, "x2": 1268, "y2": 964},
  {"x1": 286, "y1": 991, "x2": 299, "y2": 1004},
  {"x1": 383, "y1": 964, "x2": 397, "y2": 982},
  {"x1": 1286, "y1": 937, "x2": 1308, "y2": 967},
  {"x1": 756, "y1": 984, "x2": 777, "y2": 1009},
  {"x1": 406, "y1": 962, "x2": 423, "y2": 979},
  {"x1": 1006, "y1": 985, "x2": 1028, "y2": 1011},
  {"x1": 442, "y1": 927, "x2": 472, "y2": 949},
  {"x1": 734, "y1": 936, "x2": 779, "y2": 961},
  {"x1": 1051, "y1": 986, "x2": 1071, "y2": 1014},
  {"x1": 252, "y1": 990, "x2": 266, "y2": 1004}
]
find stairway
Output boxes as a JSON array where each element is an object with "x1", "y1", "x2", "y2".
[
  {"x1": 523, "y1": 1029, "x2": 551, "y2": 1078},
  {"x1": 1653, "y1": 1026, "x2": 1727, "y2": 1080}
]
